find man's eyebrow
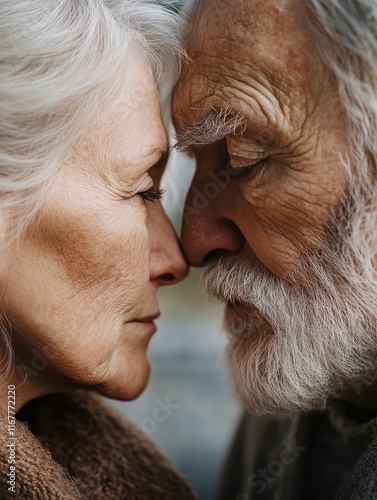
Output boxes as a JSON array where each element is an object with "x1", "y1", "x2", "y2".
[{"x1": 174, "y1": 108, "x2": 245, "y2": 151}]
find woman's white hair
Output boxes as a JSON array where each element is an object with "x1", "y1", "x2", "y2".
[{"x1": 0, "y1": 0, "x2": 184, "y2": 241}]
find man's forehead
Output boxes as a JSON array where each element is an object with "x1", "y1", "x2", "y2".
[
  {"x1": 184, "y1": 0, "x2": 309, "y2": 66},
  {"x1": 173, "y1": 0, "x2": 318, "y2": 133},
  {"x1": 188, "y1": 0, "x2": 300, "y2": 34}
]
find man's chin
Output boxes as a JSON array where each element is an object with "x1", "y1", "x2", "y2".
[
  {"x1": 225, "y1": 345, "x2": 330, "y2": 418},
  {"x1": 203, "y1": 243, "x2": 377, "y2": 417},
  {"x1": 223, "y1": 307, "x2": 330, "y2": 418},
  {"x1": 224, "y1": 301, "x2": 274, "y2": 342}
]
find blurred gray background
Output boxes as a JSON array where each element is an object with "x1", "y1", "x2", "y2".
[{"x1": 110, "y1": 151, "x2": 241, "y2": 500}]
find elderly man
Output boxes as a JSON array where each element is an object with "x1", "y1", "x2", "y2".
[{"x1": 173, "y1": 0, "x2": 377, "y2": 498}]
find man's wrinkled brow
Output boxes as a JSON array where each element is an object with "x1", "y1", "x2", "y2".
[{"x1": 174, "y1": 108, "x2": 245, "y2": 151}]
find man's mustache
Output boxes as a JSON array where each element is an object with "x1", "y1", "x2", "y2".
[{"x1": 200, "y1": 253, "x2": 278, "y2": 306}]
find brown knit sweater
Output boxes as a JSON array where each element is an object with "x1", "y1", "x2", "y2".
[{"x1": 0, "y1": 392, "x2": 198, "y2": 499}]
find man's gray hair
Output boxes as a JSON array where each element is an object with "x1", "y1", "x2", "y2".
[
  {"x1": 0, "y1": 0, "x2": 184, "y2": 241},
  {"x1": 308, "y1": 0, "x2": 377, "y2": 173},
  {"x1": 307, "y1": 0, "x2": 377, "y2": 279}
]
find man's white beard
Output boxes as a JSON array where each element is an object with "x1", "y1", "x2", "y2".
[{"x1": 200, "y1": 185, "x2": 377, "y2": 418}]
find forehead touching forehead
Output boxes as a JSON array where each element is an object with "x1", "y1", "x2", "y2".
[{"x1": 173, "y1": 0, "x2": 331, "y2": 144}]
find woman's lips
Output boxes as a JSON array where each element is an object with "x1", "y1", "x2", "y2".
[
  {"x1": 129, "y1": 312, "x2": 161, "y2": 335},
  {"x1": 134, "y1": 312, "x2": 161, "y2": 323}
]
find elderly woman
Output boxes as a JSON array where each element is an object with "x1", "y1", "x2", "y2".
[{"x1": 0, "y1": 1, "x2": 196, "y2": 498}]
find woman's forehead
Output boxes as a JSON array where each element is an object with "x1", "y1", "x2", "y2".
[{"x1": 70, "y1": 66, "x2": 167, "y2": 181}]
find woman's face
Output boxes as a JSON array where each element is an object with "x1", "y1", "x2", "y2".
[{"x1": 1, "y1": 61, "x2": 188, "y2": 401}]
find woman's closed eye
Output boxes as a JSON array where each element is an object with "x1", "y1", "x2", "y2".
[{"x1": 139, "y1": 187, "x2": 165, "y2": 202}]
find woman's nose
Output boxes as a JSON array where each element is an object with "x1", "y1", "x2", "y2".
[{"x1": 148, "y1": 203, "x2": 189, "y2": 286}]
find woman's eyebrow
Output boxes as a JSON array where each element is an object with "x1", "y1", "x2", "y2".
[
  {"x1": 141, "y1": 147, "x2": 169, "y2": 163},
  {"x1": 123, "y1": 147, "x2": 169, "y2": 173},
  {"x1": 153, "y1": 149, "x2": 170, "y2": 167}
]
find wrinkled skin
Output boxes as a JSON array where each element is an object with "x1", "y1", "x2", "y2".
[
  {"x1": 174, "y1": 0, "x2": 350, "y2": 277},
  {"x1": 173, "y1": 0, "x2": 377, "y2": 414},
  {"x1": 1, "y1": 60, "x2": 188, "y2": 410}
]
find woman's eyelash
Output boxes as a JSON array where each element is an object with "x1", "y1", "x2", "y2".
[{"x1": 140, "y1": 187, "x2": 165, "y2": 202}]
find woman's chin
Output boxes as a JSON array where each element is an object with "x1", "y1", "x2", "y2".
[{"x1": 95, "y1": 355, "x2": 151, "y2": 401}]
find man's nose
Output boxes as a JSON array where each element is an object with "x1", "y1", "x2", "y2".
[
  {"x1": 149, "y1": 203, "x2": 189, "y2": 286},
  {"x1": 181, "y1": 181, "x2": 244, "y2": 267}
]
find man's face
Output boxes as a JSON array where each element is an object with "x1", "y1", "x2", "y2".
[
  {"x1": 173, "y1": 0, "x2": 377, "y2": 416},
  {"x1": 174, "y1": 0, "x2": 350, "y2": 275}
]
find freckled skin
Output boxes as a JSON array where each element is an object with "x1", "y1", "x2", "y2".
[
  {"x1": 174, "y1": 0, "x2": 351, "y2": 278},
  {"x1": 0, "y1": 61, "x2": 188, "y2": 408}
]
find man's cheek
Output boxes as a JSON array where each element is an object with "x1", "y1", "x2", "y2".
[
  {"x1": 244, "y1": 175, "x2": 332, "y2": 236},
  {"x1": 235, "y1": 188, "x2": 327, "y2": 277},
  {"x1": 236, "y1": 215, "x2": 300, "y2": 278}
]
